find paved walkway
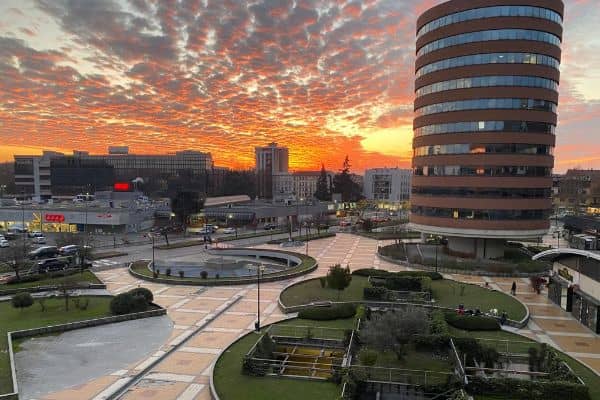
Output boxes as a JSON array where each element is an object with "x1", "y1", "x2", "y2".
[{"x1": 33, "y1": 234, "x2": 598, "y2": 400}]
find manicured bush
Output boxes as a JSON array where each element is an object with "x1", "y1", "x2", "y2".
[
  {"x1": 165, "y1": 268, "x2": 171, "y2": 276},
  {"x1": 352, "y1": 268, "x2": 443, "y2": 281},
  {"x1": 319, "y1": 276, "x2": 327, "y2": 288},
  {"x1": 363, "y1": 286, "x2": 389, "y2": 300},
  {"x1": 445, "y1": 312, "x2": 500, "y2": 331},
  {"x1": 178, "y1": 270, "x2": 185, "y2": 278},
  {"x1": 6, "y1": 275, "x2": 40, "y2": 285},
  {"x1": 352, "y1": 268, "x2": 392, "y2": 278},
  {"x1": 298, "y1": 303, "x2": 357, "y2": 320},
  {"x1": 385, "y1": 276, "x2": 423, "y2": 291},
  {"x1": 11, "y1": 292, "x2": 34, "y2": 310},
  {"x1": 128, "y1": 287, "x2": 154, "y2": 303},
  {"x1": 110, "y1": 292, "x2": 149, "y2": 315},
  {"x1": 200, "y1": 270, "x2": 208, "y2": 279}
]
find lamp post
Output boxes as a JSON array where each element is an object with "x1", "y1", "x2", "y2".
[
  {"x1": 21, "y1": 190, "x2": 26, "y2": 259},
  {"x1": 435, "y1": 243, "x2": 438, "y2": 273},
  {"x1": 151, "y1": 233, "x2": 156, "y2": 274},
  {"x1": 248, "y1": 263, "x2": 265, "y2": 332}
]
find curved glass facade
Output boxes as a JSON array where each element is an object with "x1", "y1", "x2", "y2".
[
  {"x1": 411, "y1": 206, "x2": 550, "y2": 220},
  {"x1": 416, "y1": 53, "x2": 559, "y2": 78},
  {"x1": 415, "y1": 98, "x2": 557, "y2": 117},
  {"x1": 416, "y1": 76, "x2": 559, "y2": 97},
  {"x1": 417, "y1": 6, "x2": 562, "y2": 38},
  {"x1": 414, "y1": 121, "x2": 555, "y2": 137},
  {"x1": 413, "y1": 165, "x2": 551, "y2": 177},
  {"x1": 414, "y1": 143, "x2": 553, "y2": 157},
  {"x1": 411, "y1": 187, "x2": 551, "y2": 199},
  {"x1": 417, "y1": 29, "x2": 561, "y2": 57}
]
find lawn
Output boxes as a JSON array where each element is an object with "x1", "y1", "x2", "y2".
[
  {"x1": 280, "y1": 276, "x2": 527, "y2": 321},
  {"x1": 213, "y1": 317, "x2": 356, "y2": 400},
  {"x1": 0, "y1": 296, "x2": 113, "y2": 394},
  {"x1": 1, "y1": 270, "x2": 102, "y2": 290}
]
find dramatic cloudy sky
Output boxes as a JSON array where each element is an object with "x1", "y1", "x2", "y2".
[{"x1": 0, "y1": 0, "x2": 599, "y2": 172}]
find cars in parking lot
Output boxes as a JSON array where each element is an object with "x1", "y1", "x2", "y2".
[
  {"x1": 32, "y1": 235, "x2": 46, "y2": 244},
  {"x1": 263, "y1": 223, "x2": 278, "y2": 230},
  {"x1": 0, "y1": 239, "x2": 9, "y2": 248},
  {"x1": 59, "y1": 245, "x2": 79, "y2": 255},
  {"x1": 28, "y1": 231, "x2": 44, "y2": 238},
  {"x1": 36, "y1": 258, "x2": 66, "y2": 273},
  {"x1": 29, "y1": 246, "x2": 59, "y2": 259},
  {"x1": 222, "y1": 227, "x2": 236, "y2": 234}
]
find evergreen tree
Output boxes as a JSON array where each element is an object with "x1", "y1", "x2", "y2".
[
  {"x1": 332, "y1": 156, "x2": 362, "y2": 202},
  {"x1": 314, "y1": 164, "x2": 330, "y2": 201}
]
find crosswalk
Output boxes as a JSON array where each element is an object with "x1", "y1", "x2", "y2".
[{"x1": 92, "y1": 259, "x2": 122, "y2": 269}]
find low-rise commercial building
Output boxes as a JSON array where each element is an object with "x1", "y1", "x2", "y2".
[
  {"x1": 535, "y1": 249, "x2": 600, "y2": 334},
  {"x1": 0, "y1": 191, "x2": 158, "y2": 233}
]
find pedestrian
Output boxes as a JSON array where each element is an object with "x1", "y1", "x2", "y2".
[
  {"x1": 511, "y1": 281, "x2": 517, "y2": 296},
  {"x1": 500, "y1": 311, "x2": 507, "y2": 326}
]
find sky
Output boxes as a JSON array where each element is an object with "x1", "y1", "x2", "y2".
[{"x1": 0, "y1": 0, "x2": 599, "y2": 173}]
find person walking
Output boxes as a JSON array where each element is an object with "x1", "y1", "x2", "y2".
[{"x1": 511, "y1": 281, "x2": 517, "y2": 296}]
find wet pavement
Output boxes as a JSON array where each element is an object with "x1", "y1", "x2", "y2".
[{"x1": 15, "y1": 316, "x2": 173, "y2": 400}]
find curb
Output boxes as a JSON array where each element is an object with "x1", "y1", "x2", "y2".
[{"x1": 107, "y1": 295, "x2": 243, "y2": 400}]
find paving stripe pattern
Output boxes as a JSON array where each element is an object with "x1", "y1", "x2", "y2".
[{"x1": 38, "y1": 234, "x2": 599, "y2": 400}]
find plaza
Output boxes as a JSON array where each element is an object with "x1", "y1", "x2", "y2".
[{"x1": 11, "y1": 232, "x2": 598, "y2": 400}]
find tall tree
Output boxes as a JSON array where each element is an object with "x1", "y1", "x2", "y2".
[
  {"x1": 314, "y1": 164, "x2": 330, "y2": 201},
  {"x1": 170, "y1": 191, "x2": 205, "y2": 235},
  {"x1": 332, "y1": 156, "x2": 362, "y2": 202}
]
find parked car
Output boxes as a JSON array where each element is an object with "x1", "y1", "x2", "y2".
[
  {"x1": 0, "y1": 239, "x2": 9, "y2": 248},
  {"x1": 28, "y1": 231, "x2": 43, "y2": 238},
  {"x1": 3, "y1": 232, "x2": 17, "y2": 240},
  {"x1": 32, "y1": 236, "x2": 46, "y2": 244},
  {"x1": 204, "y1": 224, "x2": 218, "y2": 233},
  {"x1": 222, "y1": 227, "x2": 236, "y2": 234},
  {"x1": 59, "y1": 245, "x2": 80, "y2": 256},
  {"x1": 36, "y1": 258, "x2": 66, "y2": 273},
  {"x1": 339, "y1": 220, "x2": 352, "y2": 227},
  {"x1": 28, "y1": 246, "x2": 59, "y2": 259},
  {"x1": 263, "y1": 223, "x2": 278, "y2": 230}
]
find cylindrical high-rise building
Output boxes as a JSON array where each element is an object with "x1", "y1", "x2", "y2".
[{"x1": 411, "y1": 0, "x2": 563, "y2": 258}]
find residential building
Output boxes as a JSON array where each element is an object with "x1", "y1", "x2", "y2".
[
  {"x1": 364, "y1": 168, "x2": 411, "y2": 204},
  {"x1": 273, "y1": 171, "x2": 328, "y2": 202},
  {"x1": 553, "y1": 169, "x2": 600, "y2": 212},
  {"x1": 410, "y1": 0, "x2": 563, "y2": 258},
  {"x1": 255, "y1": 143, "x2": 289, "y2": 199}
]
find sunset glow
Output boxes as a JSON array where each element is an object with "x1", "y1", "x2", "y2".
[{"x1": 1, "y1": 0, "x2": 599, "y2": 172}]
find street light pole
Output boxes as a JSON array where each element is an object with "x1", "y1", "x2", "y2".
[
  {"x1": 21, "y1": 190, "x2": 26, "y2": 259},
  {"x1": 152, "y1": 234, "x2": 156, "y2": 274},
  {"x1": 435, "y1": 243, "x2": 438, "y2": 273}
]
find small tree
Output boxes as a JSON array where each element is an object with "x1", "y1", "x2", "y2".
[
  {"x1": 314, "y1": 164, "x2": 331, "y2": 201},
  {"x1": 12, "y1": 292, "x2": 34, "y2": 310},
  {"x1": 57, "y1": 277, "x2": 79, "y2": 311},
  {"x1": 360, "y1": 308, "x2": 429, "y2": 360},
  {"x1": 326, "y1": 264, "x2": 352, "y2": 300},
  {"x1": 3, "y1": 241, "x2": 33, "y2": 281}
]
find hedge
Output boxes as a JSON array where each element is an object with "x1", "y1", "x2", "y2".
[
  {"x1": 363, "y1": 287, "x2": 389, "y2": 301},
  {"x1": 445, "y1": 312, "x2": 500, "y2": 331},
  {"x1": 413, "y1": 334, "x2": 451, "y2": 352},
  {"x1": 467, "y1": 376, "x2": 590, "y2": 400},
  {"x1": 352, "y1": 268, "x2": 442, "y2": 280},
  {"x1": 297, "y1": 303, "x2": 357, "y2": 320},
  {"x1": 110, "y1": 290, "x2": 150, "y2": 315},
  {"x1": 430, "y1": 310, "x2": 449, "y2": 335}
]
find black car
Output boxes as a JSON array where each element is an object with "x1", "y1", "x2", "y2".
[
  {"x1": 264, "y1": 223, "x2": 278, "y2": 230},
  {"x1": 29, "y1": 246, "x2": 59, "y2": 260},
  {"x1": 36, "y1": 258, "x2": 66, "y2": 273}
]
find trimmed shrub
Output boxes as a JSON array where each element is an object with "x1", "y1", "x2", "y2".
[
  {"x1": 352, "y1": 268, "x2": 392, "y2": 278},
  {"x1": 363, "y1": 286, "x2": 389, "y2": 300},
  {"x1": 110, "y1": 293, "x2": 134, "y2": 315},
  {"x1": 110, "y1": 293, "x2": 149, "y2": 315},
  {"x1": 165, "y1": 268, "x2": 171, "y2": 276},
  {"x1": 352, "y1": 268, "x2": 443, "y2": 281},
  {"x1": 128, "y1": 287, "x2": 154, "y2": 303},
  {"x1": 178, "y1": 270, "x2": 184, "y2": 278},
  {"x1": 298, "y1": 303, "x2": 357, "y2": 320},
  {"x1": 445, "y1": 312, "x2": 500, "y2": 331},
  {"x1": 385, "y1": 276, "x2": 422, "y2": 291},
  {"x1": 319, "y1": 276, "x2": 327, "y2": 288},
  {"x1": 200, "y1": 270, "x2": 208, "y2": 279},
  {"x1": 11, "y1": 292, "x2": 34, "y2": 310}
]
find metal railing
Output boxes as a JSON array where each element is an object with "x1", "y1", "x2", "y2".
[{"x1": 350, "y1": 365, "x2": 454, "y2": 385}]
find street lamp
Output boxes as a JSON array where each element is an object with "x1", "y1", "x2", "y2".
[
  {"x1": 21, "y1": 190, "x2": 26, "y2": 259},
  {"x1": 248, "y1": 263, "x2": 265, "y2": 332},
  {"x1": 151, "y1": 233, "x2": 156, "y2": 274}
]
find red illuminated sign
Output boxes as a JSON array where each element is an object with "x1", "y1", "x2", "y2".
[
  {"x1": 114, "y1": 182, "x2": 132, "y2": 191},
  {"x1": 45, "y1": 214, "x2": 65, "y2": 223}
]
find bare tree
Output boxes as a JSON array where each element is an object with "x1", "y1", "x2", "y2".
[
  {"x1": 1, "y1": 241, "x2": 33, "y2": 280},
  {"x1": 57, "y1": 276, "x2": 80, "y2": 311}
]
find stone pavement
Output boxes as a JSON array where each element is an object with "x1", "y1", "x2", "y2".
[{"x1": 36, "y1": 234, "x2": 599, "y2": 400}]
